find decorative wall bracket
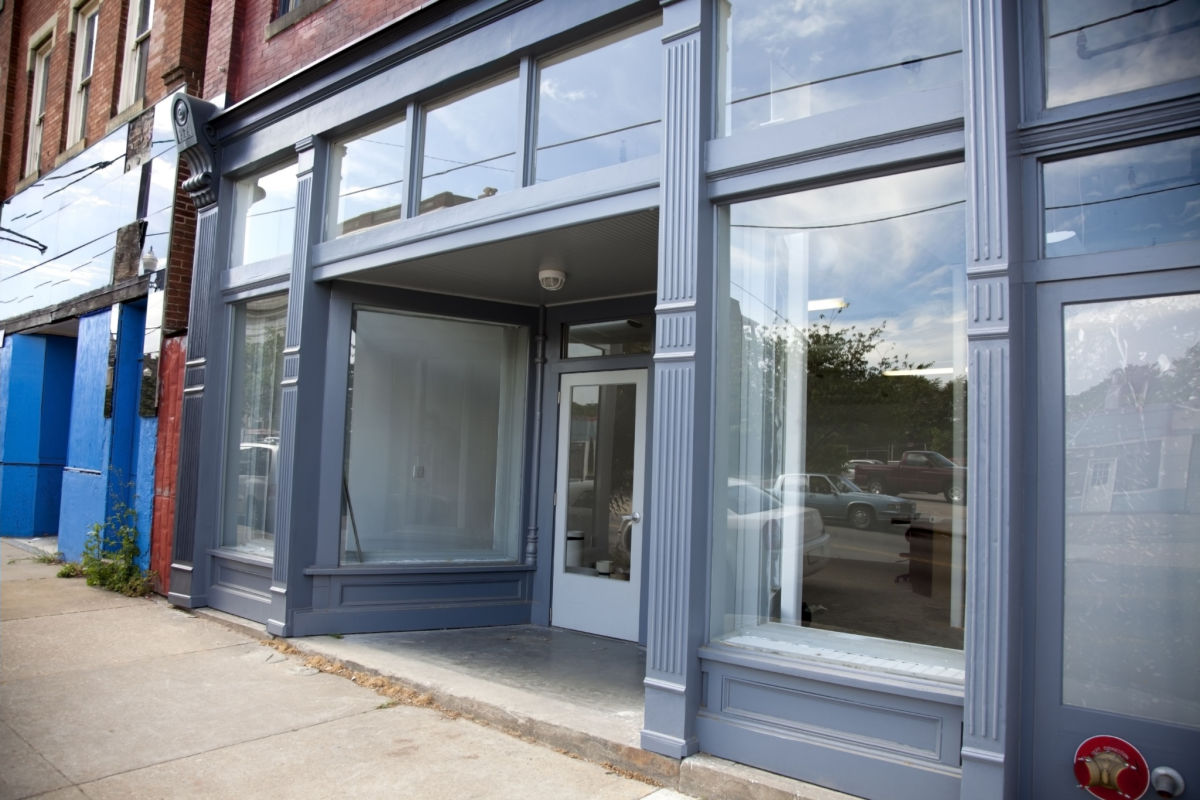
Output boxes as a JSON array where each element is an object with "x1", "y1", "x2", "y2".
[{"x1": 171, "y1": 93, "x2": 221, "y2": 209}]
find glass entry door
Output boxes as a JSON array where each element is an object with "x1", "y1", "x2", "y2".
[
  {"x1": 1025, "y1": 272, "x2": 1200, "y2": 797},
  {"x1": 552, "y1": 370, "x2": 646, "y2": 641}
]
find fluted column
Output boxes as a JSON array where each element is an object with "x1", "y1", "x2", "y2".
[
  {"x1": 641, "y1": 0, "x2": 713, "y2": 759},
  {"x1": 168, "y1": 93, "x2": 221, "y2": 607},
  {"x1": 266, "y1": 137, "x2": 328, "y2": 636},
  {"x1": 961, "y1": 0, "x2": 1021, "y2": 796}
]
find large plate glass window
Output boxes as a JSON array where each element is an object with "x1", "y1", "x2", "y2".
[
  {"x1": 533, "y1": 17, "x2": 661, "y2": 183},
  {"x1": 327, "y1": 115, "x2": 408, "y2": 238},
  {"x1": 231, "y1": 161, "x2": 298, "y2": 267},
  {"x1": 1043, "y1": 135, "x2": 1200, "y2": 258},
  {"x1": 712, "y1": 164, "x2": 968, "y2": 677},
  {"x1": 717, "y1": 0, "x2": 962, "y2": 137},
  {"x1": 339, "y1": 309, "x2": 528, "y2": 564},
  {"x1": 222, "y1": 294, "x2": 288, "y2": 558},
  {"x1": 1041, "y1": 0, "x2": 1200, "y2": 109},
  {"x1": 418, "y1": 74, "x2": 519, "y2": 214}
]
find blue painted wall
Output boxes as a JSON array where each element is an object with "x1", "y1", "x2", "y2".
[
  {"x1": 59, "y1": 311, "x2": 113, "y2": 559},
  {"x1": 56, "y1": 305, "x2": 155, "y2": 566},
  {"x1": 0, "y1": 334, "x2": 76, "y2": 536}
]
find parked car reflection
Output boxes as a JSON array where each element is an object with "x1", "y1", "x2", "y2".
[
  {"x1": 725, "y1": 479, "x2": 831, "y2": 626},
  {"x1": 773, "y1": 473, "x2": 915, "y2": 530}
]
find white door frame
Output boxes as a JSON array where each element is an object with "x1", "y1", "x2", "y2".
[{"x1": 551, "y1": 369, "x2": 647, "y2": 641}]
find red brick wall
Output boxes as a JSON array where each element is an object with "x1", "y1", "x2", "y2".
[
  {"x1": 151, "y1": 334, "x2": 186, "y2": 594},
  {"x1": 0, "y1": 0, "x2": 210, "y2": 198},
  {"x1": 212, "y1": 0, "x2": 435, "y2": 103}
]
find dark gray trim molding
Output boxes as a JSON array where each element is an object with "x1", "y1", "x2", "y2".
[{"x1": 641, "y1": 0, "x2": 712, "y2": 759}]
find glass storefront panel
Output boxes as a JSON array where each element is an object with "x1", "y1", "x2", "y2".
[
  {"x1": 340, "y1": 309, "x2": 528, "y2": 563},
  {"x1": 1043, "y1": 0, "x2": 1200, "y2": 109},
  {"x1": 1062, "y1": 293, "x2": 1200, "y2": 727},
  {"x1": 328, "y1": 115, "x2": 407, "y2": 238},
  {"x1": 1043, "y1": 135, "x2": 1200, "y2": 258},
  {"x1": 419, "y1": 74, "x2": 519, "y2": 214},
  {"x1": 718, "y1": 0, "x2": 961, "y2": 137},
  {"x1": 534, "y1": 17, "x2": 661, "y2": 183},
  {"x1": 222, "y1": 294, "x2": 288, "y2": 557},
  {"x1": 231, "y1": 161, "x2": 298, "y2": 266},
  {"x1": 713, "y1": 164, "x2": 967, "y2": 676}
]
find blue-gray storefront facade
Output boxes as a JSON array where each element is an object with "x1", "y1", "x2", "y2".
[{"x1": 169, "y1": 1, "x2": 1200, "y2": 798}]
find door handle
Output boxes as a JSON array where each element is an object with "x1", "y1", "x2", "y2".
[{"x1": 621, "y1": 512, "x2": 641, "y2": 523}]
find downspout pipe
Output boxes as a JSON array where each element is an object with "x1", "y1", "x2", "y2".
[{"x1": 524, "y1": 305, "x2": 547, "y2": 565}]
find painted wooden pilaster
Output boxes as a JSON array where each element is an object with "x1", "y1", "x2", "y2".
[
  {"x1": 168, "y1": 94, "x2": 221, "y2": 608},
  {"x1": 266, "y1": 137, "x2": 328, "y2": 636},
  {"x1": 961, "y1": 1, "x2": 1021, "y2": 797},
  {"x1": 641, "y1": 0, "x2": 712, "y2": 759}
]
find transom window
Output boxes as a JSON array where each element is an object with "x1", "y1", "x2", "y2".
[
  {"x1": 1042, "y1": 135, "x2": 1200, "y2": 258},
  {"x1": 231, "y1": 161, "x2": 299, "y2": 267},
  {"x1": 717, "y1": 0, "x2": 962, "y2": 136},
  {"x1": 1041, "y1": 0, "x2": 1200, "y2": 109},
  {"x1": 534, "y1": 17, "x2": 661, "y2": 183},
  {"x1": 419, "y1": 74, "x2": 519, "y2": 214},
  {"x1": 327, "y1": 115, "x2": 408, "y2": 238},
  {"x1": 322, "y1": 17, "x2": 663, "y2": 234}
]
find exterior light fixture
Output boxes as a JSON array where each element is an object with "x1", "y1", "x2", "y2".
[{"x1": 538, "y1": 266, "x2": 566, "y2": 291}]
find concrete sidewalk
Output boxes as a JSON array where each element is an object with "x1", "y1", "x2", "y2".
[{"x1": 1, "y1": 539, "x2": 851, "y2": 800}]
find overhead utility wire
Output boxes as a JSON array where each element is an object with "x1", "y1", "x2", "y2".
[
  {"x1": 1044, "y1": 179, "x2": 1200, "y2": 211},
  {"x1": 731, "y1": 199, "x2": 964, "y2": 232},
  {"x1": 1048, "y1": 0, "x2": 1183, "y2": 38},
  {"x1": 728, "y1": 49, "x2": 960, "y2": 108}
]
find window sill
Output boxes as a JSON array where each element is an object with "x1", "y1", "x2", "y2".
[
  {"x1": 55, "y1": 138, "x2": 87, "y2": 167},
  {"x1": 108, "y1": 99, "x2": 147, "y2": 134},
  {"x1": 266, "y1": 0, "x2": 334, "y2": 39},
  {"x1": 702, "y1": 626, "x2": 965, "y2": 703}
]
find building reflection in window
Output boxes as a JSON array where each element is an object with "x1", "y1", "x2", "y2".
[{"x1": 1062, "y1": 292, "x2": 1200, "y2": 727}]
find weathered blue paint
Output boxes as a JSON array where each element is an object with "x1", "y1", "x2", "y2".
[
  {"x1": 59, "y1": 311, "x2": 113, "y2": 559},
  {"x1": 133, "y1": 413, "x2": 157, "y2": 571},
  {"x1": 0, "y1": 334, "x2": 76, "y2": 537},
  {"x1": 57, "y1": 305, "x2": 156, "y2": 565}
]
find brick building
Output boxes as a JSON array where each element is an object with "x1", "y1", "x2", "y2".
[{"x1": 0, "y1": 0, "x2": 209, "y2": 587}]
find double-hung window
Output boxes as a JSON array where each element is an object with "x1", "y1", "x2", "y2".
[
  {"x1": 119, "y1": 0, "x2": 152, "y2": 109},
  {"x1": 69, "y1": 2, "x2": 99, "y2": 145},
  {"x1": 25, "y1": 39, "x2": 53, "y2": 177}
]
